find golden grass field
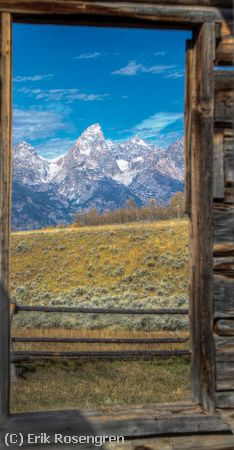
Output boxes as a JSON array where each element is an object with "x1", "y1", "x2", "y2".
[{"x1": 10, "y1": 219, "x2": 191, "y2": 412}]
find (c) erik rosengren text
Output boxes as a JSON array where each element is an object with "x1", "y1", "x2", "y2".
[{"x1": 3, "y1": 432, "x2": 125, "y2": 447}]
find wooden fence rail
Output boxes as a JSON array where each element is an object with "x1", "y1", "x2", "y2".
[
  {"x1": 15, "y1": 305, "x2": 189, "y2": 315},
  {"x1": 12, "y1": 336, "x2": 189, "y2": 344},
  {"x1": 12, "y1": 303, "x2": 190, "y2": 361},
  {"x1": 11, "y1": 349, "x2": 190, "y2": 362}
]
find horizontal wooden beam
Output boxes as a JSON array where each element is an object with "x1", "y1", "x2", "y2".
[
  {"x1": 214, "y1": 335, "x2": 234, "y2": 362},
  {"x1": 0, "y1": 2, "x2": 232, "y2": 26},
  {"x1": 214, "y1": 274, "x2": 234, "y2": 317},
  {"x1": 215, "y1": 319, "x2": 234, "y2": 336},
  {"x1": 213, "y1": 203, "x2": 234, "y2": 244},
  {"x1": 215, "y1": 391, "x2": 234, "y2": 408},
  {"x1": 0, "y1": 405, "x2": 230, "y2": 440},
  {"x1": 216, "y1": 37, "x2": 234, "y2": 66},
  {"x1": 216, "y1": 361, "x2": 234, "y2": 390}
]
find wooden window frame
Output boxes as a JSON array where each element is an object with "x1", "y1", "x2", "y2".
[{"x1": 0, "y1": 0, "x2": 225, "y2": 431}]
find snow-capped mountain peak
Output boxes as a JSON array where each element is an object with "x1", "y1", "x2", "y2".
[{"x1": 12, "y1": 124, "x2": 184, "y2": 230}]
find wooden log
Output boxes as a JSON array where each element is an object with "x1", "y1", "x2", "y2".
[
  {"x1": 213, "y1": 130, "x2": 224, "y2": 199},
  {"x1": 215, "y1": 391, "x2": 234, "y2": 408},
  {"x1": 216, "y1": 37, "x2": 234, "y2": 66},
  {"x1": 214, "y1": 72, "x2": 234, "y2": 127},
  {"x1": 12, "y1": 336, "x2": 189, "y2": 344},
  {"x1": 0, "y1": 12, "x2": 12, "y2": 425},
  {"x1": 216, "y1": 361, "x2": 234, "y2": 390},
  {"x1": 224, "y1": 135, "x2": 234, "y2": 187},
  {"x1": 225, "y1": 187, "x2": 234, "y2": 204},
  {"x1": 214, "y1": 335, "x2": 234, "y2": 361},
  {"x1": 16, "y1": 305, "x2": 189, "y2": 315},
  {"x1": 213, "y1": 203, "x2": 234, "y2": 244},
  {"x1": 189, "y1": 23, "x2": 215, "y2": 411},
  {"x1": 0, "y1": 1, "x2": 232, "y2": 26},
  {"x1": 11, "y1": 349, "x2": 191, "y2": 362},
  {"x1": 215, "y1": 90, "x2": 234, "y2": 128},
  {"x1": 213, "y1": 243, "x2": 234, "y2": 257},
  {"x1": 213, "y1": 256, "x2": 234, "y2": 275},
  {"x1": 214, "y1": 274, "x2": 234, "y2": 317},
  {"x1": 215, "y1": 319, "x2": 234, "y2": 336}
]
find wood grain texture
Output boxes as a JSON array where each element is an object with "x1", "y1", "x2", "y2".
[
  {"x1": 216, "y1": 37, "x2": 234, "y2": 66},
  {"x1": 215, "y1": 391, "x2": 234, "y2": 408},
  {"x1": 0, "y1": 404, "x2": 231, "y2": 441},
  {"x1": 215, "y1": 72, "x2": 234, "y2": 127},
  {"x1": 0, "y1": 12, "x2": 12, "y2": 425},
  {"x1": 189, "y1": 23, "x2": 215, "y2": 411},
  {"x1": 105, "y1": 435, "x2": 234, "y2": 450},
  {"x1": 213, "y1": 244, "x2": 234, "y2": 257},
  {"x1": 214, "y1": 274, "x2": 234, "y2": 317},
  {"x1": 213, "y1": 130, "x2": 224, "y2": 199},
  {"x1": 0, "y1": 1, "x2": 231, "y2": 27},
  {"x1": 216, "y1": 361, "x2": 234, "y2": 390},
  {"x1": 213, "y1": 256, "x2": 234, "y2": 276},
  {"x1": 225, "y1": 187, "x2": 234, "y2": 204},
  {"x1": 215, "y1": 335, "x2": 234, "y2": 362},
  {"x1": 213, "y1": 203, "x2": 234, "y2": 244},
  {"x1": 224, "y1": 135, "x2": 234, "y2": 187},
  {"x1": 184, "y1": 40, "x2": 193, "y2": 215},
  {"x1": 215, "y1": 319, "x2": 234, "y2": 336}
]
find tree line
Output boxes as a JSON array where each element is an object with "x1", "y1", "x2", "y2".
[{"x1": 74, "y1": 192, "x2": 185, "y2": 227}]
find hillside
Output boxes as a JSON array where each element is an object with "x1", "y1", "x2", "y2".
[
  {"x1": 12, "y1": 125, "x2": 184, "y2": 230},
  {"x1": 11, "y1": 219, "x2": 189, "y2": 330}
]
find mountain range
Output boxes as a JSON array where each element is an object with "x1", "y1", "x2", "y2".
[{"x1": 12, "y1": 123, "x2": 184, "y2": 230}]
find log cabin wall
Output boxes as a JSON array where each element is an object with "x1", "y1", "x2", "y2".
[{"x1": 213, "y1": 21, "x2": 234, "y2": 409}]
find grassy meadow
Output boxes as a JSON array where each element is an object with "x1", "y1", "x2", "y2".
[{"x1": 10, "y1": 219, "x2": 191, "y2": 412}]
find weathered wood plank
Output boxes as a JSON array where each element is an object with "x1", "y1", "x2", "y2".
[
  {"x1": 189, "y1": 23, "x2": 215, "y2": 411},
  {"x1": 0, "y1": 409, "x2": 230, "y2": 441},
  {"x1": 224, "y1": 135, "x2": 234, "y2": 187},
  {"x1": 184, "y1": 39, "x2": 194, "y2": 215},
  {"x1": 215, "y1": 336, "x2": 234, "y2": 362},
  {"x1": 0, "y1": 12, "x2": 12, "y2": 425},
  {"x1": 215, "y1": 319, "x2": 234, "y2": 336},
  {"x1": 216, "y1": 361, "x2": 234, "y2": 390},
  {"x1": 213, "y1": 244, "x2": 234, "y2": 257},
  {"x1": 215, "y1": 90, "x2": 234, "y2": 128},
  {"x1": 216, "y1": 37, "x2": 234, "y2": 66},
  {"x1": 213, "y1": 256, "x2": 234, "y2": 275},
  {"x1": 213, "y1": 130, "x2": 224, "y2": 199},
  {"x1": 106, "y1": 435, "x2": 234, "y2": 450},
  {"x1": 214, "y1": 274, "x2": 234, "y2": 317},
  {"x1": 0, "y1": 1, "x2": 231, "y2": 26},
  {"x1": 225, "y1": 187, "x2": 234, "y2": 204},
  {"x1": 213, "y1": 203, "x2": 234, "y2": 244},
  {"x1": 215, "y1": 391, "x2": 234, "y2": 408}
]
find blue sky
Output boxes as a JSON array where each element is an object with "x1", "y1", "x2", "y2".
[{"x1": 13, "y1": 25, "x2": 191, "y2": 159}]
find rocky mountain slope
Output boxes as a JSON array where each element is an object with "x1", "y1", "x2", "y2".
[{"x1": 12, "y1": 124, "x2": 184, "y2": 230}]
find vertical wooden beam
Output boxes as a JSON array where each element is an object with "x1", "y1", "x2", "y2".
[
  {"x1": 0, "y1": 12, "x2": 12, "y2": 424},
  {"x1": 184, "y1": 39, "x2": 194, "y2": 216},
  {"x1": 213, "y1": 129, "x2": 224, "y2": 200},
  {"x1": 189, "y1": 23, "x2": 215, "y2": 411}
]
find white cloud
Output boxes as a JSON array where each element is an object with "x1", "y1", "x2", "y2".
[
  {"x1": 132, "y1": 112, "x2": 183, "y2": 139},
  {"x1": 154, "y1": 51, "x2": 167, "y2": 56},
  {"x1": 74, "y1": 52, "x2": 102, "y2": 60},
  {"x1": 18, "y1": 87, "x2": 109, "y2": 103},
  {"x1": 13, "y1": 108, "x2": 69, "y2": 143},
  {"x1": 13, "y1": 74, "x2": 54, "y2": 82},
  {"x1": 112, "y1": 60, "x2": 175, "y2": 76},
  {"x1": 165, "y1": 71, "x2": 184, "y2": 79}
]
